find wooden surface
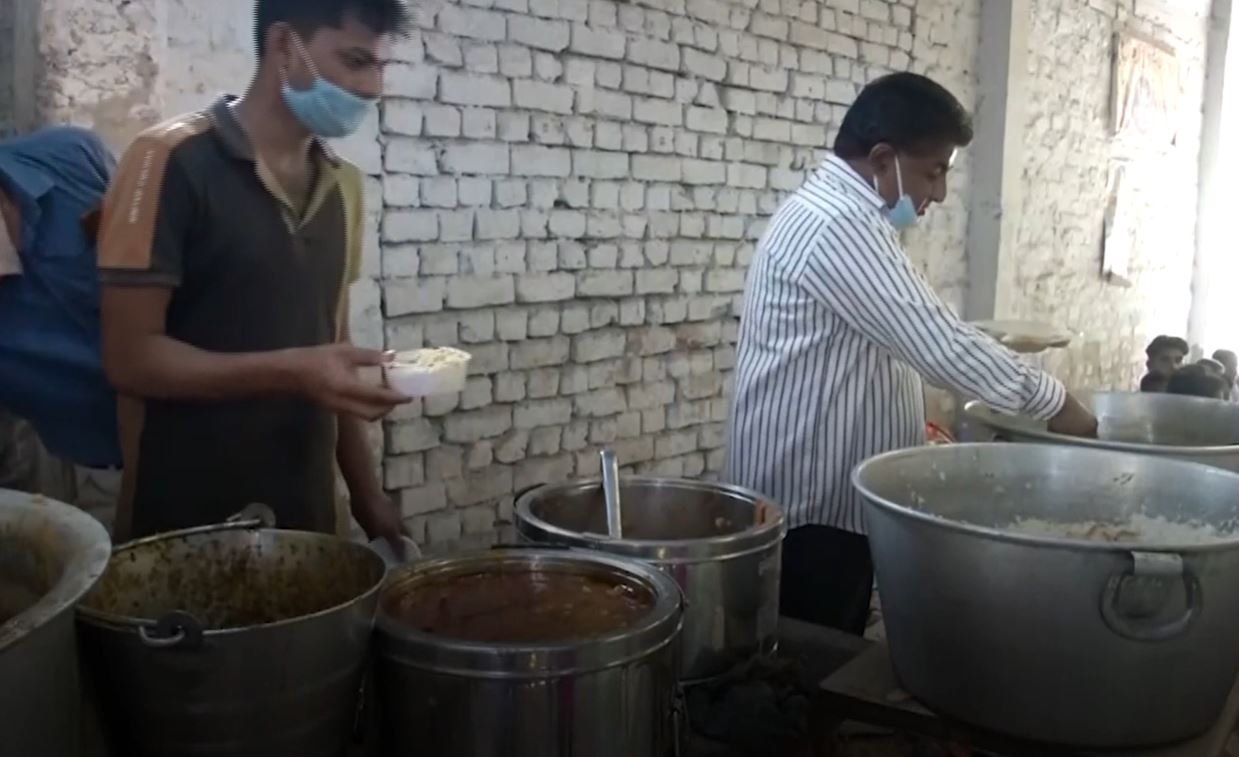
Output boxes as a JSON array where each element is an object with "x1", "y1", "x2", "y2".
[{"x1": 820, "y1": 643, "x2": 1239, "y2": 757}]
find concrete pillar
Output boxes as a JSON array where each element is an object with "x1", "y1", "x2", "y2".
[{"x1": 963, "y1": 0, "x2": 1030, "y2": 321}]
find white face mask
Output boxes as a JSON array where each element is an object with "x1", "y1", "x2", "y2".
[{"x1": 0, "y1": 208, "x2": 19, "y2": 277}]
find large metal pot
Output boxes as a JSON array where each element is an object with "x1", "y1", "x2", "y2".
[
  {"x1": 515, "y1": 477, "x2": 784, "y2": 680},
  {"x1": 374, "y1": 548, "x2": 683, "y2": 756},
  {"x1": 853, "y1": 442, "x2": 1239, "y2": 747},
  {"x1": 76, "y1": 506, "x2": 386, "y2": 757},
  {"x1": 0, "y1": 489, "x2": 111, "y2": 756},
  {"x1": 963, "y1": 391, "x2": 1239, "y2": 471}
]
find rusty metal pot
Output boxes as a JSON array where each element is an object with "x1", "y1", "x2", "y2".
[
  {"x1": 75, "y1": 505, "x2": 386, "y2": 757},
  {"x1": 0, "y1": 488, "x2": 111, "y2": 757}
]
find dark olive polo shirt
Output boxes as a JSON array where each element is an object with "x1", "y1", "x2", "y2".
[{"x1": 97, "y1": 96, "x2": 364, "y2": 539}]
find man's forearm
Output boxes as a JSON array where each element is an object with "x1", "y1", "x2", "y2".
[
  {"x1": 337, "y1": 413, "x2": 384, "y2": 503},
  {"x1": 105, "y1": 333, "x2": 302, "y2": 402}
]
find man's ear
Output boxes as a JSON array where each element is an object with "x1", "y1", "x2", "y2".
[{"x1": 867, "y1": 143, "x2": 896, "y2": 179}]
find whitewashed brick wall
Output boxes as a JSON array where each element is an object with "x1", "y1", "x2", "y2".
[{"x1": 377, "y1": 0, "x2": 979, "y2": 546}]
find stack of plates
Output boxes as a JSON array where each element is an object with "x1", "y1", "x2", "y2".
[{"x1": 969, "y1": 320, "x2": 1074, "y2": 354}]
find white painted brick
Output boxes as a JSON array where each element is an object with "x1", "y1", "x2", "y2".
[
  {"x1": 440, "y1": 72, "x2": 511, "y2": 107},
  {"x1": 633, "y1": 97, "x2": 682, "y2": 126},
  {"x1": 464, "y1": 42, "x2": 500, "y2": 73},
  {"x1": 383, "y1": 174, "x2": 420, "y2": 207},
  {"x1": 388, "y1": 418, "x2": 441, "y2": 454},
  {"x1": 514, "y1": 80, "x2": 575, "y2": 114},
  {"x1": 387, "y1": 64, "x2": 437, "y2": 98},
  {"x1": 572, "y1": 149, "x2": 629, "y2": 179},
  {"x1": 509, "y1": 145, "x2": 571, "y2": 177},
  {"x1": 749, "y1": 65, "x2": 788, "y2": 92},
  {"x1": 574, "y1": 387, "x2": 626, "y2": 417},
  {"x1": 682, "y1": 158, "x2": 726, "y2": 185},
  {"x1": 826, "y1": 78, "x2": 856, "y2": 104},
  {"x1": 384, "y1": 209, "x2": 438, "y2": 242},
  {"x1": 686, "y1": 107, "x2": 728, "y2": 134},
  {"x1": 439, "y1": 5, "x2": 507, "y2": 41},
  {"x1": 636, "y1": 269, "x2": 678, "y2": 294},
  {"x1": 385, "y1": 139, "x2": 438, "y2": 174},
  {"x1": 447, "y1": 276, "x2": 515, "y2": 308},
  {"x1": 442, "y1": 142, "x2": 510, "y2": 174},
  {"x1": 628, "y1": 38, "x2": 680, "y2": 71},
  {"x1": 569, "y1": 23, "x2": 626, "y2": 59},
  {"x1": 385, "y1": 277, "x2": 448, "y2": 316},
  {"x1": 683, "y1": 48, "x2": 727, "y2": 81},
  {"x1": 439, "y1": 210, "x2": 475, "y2": 242},
  {"x1": 632, "y1": 155, "x2": 681, "y2": 182},
  {"x1": 476, "y1": 209, "x2": 521, "y2": 240},
  {"x1": 549, "y1": 210, "x2": 587, "y2": 237},
  {"x1": 577, "y1": 270, "x2": 634, "y2": 297},
  {"x1": 514, "y1": 398, "x2": 573, "y2": 428},
  {"x1": 463, "y1": 108, "x2": 497, "y2": 139},
  {"x1": 572, "y1": 329, "x2": 626, "y2": 362},
  {"x1": 444, "y1": 407, "x2": 513, "y2": 443},
  {"x1": 516, "y1": 272, "x2": 576, "y2": 302},
  {"x1": 511, "y1": 336, "x2": 571, "y2": 369},
  {"x1": 385, "y1": 453, "x2": 426, "y2": 490},
  {"x1": 399, "y1": 483, "x2": 449, "y2": 518},
  {"x1": 509, "y1": 15, "x2": 571, "y2": 51},
  {"x1": 515, "y1": 454, "x2": 576, "y2": 491},
  {"x1": 578, "y1": 89, "x2": 633, "y2": 120}
]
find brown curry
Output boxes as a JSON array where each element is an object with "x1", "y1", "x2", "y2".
[{"x1": 386, "y1": 569, "x2": 652, "y2": 643}]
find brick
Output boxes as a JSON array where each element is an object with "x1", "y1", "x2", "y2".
[
  {"x1": 511, "y1": 336, "x2": 571, "y2": 369},
  {"x1": 683, "y1": 48, "x2": 726, "y2": 81},
  {"x1": 387, "y1": 64, "x2": 437, "y2": 98},
  {"x1": 574, "y1": 388, "x2": 626, "y2": 417},
  {"x1": 727, "y1": 162, "x2": 766, "y2": 188},
  {"x1": 476, "y1": 209, "x2": 521, "y2": 240},
  {"x1": 421, "y1": 178, "x2": 457, "y2": 208},
  {"x1": 569, "y1": 23, "x2": 625, "y2": 58},
  {"x1": 513, "y1": 80, "x2": 575, "y2": 114},
  {"x1": 514, "y1": 398, "x2": 573, "y2": 428},
  {"x1": 385, "y1": 453, "x2": 426, "y2": 490},
  {"x1": 826, "y1": 78, "x2": 856, "y2": 104},
  {"x1": 446, "y1": 276, "x2": 515, "y2": 308},
  {"x1": 440, "y1": 72, "x2": 511, "y2": 107},
  {"x1": 566, "y1": 150, "x2": 625, "y2": 180},
  {"x1": 515, "y1": 454, "x2": 576, "y2": 492},
  {"x1": 633, "y1": 97, "x2": 682, "y2": 126},
  {"x1": 516, "y1": 273, "x2": 576, "y2": 303},
  {"x1": 385, "y1": 277, "x2": 447, "y2": 315},
  {"x1": 444, "y1": 407, "x2": 513, "y2": 443},
  {"x1": 628, "y1": 38, "x2": 680, "y2": 71},
  {"x1": 385, "y1": 139, "x2": 438, "y2": 175},
  {"x1": 383, "y1": 210, "x2": 436, "y2": 243},
  {"x1": 439, "y1": 5, "x2": 506, "y2": 39},
  {"x1": 578, "y1": 89, "x2": 633, "y2": 120},
  {"x1": 636, "y1": 269, "x2": 678, "y2": 294},
  {"x1": 632, "y1": 154, "x2": 681, "y2": 181},
  {"x1": 447, "y1": 465, "x2": 514, "y2": 506},
  {"x1": 750, "y1": 11, "x2": 788, "y2": 38},
  {"x1": 549, "y1": 211, "x2": 587, "y2": 238},
  {"x1": 628, "y1": 326, "x2": 678, "y2": 355},
  {"x1": 383, "y1": 100, "x2": 422, "y2": 136},
  {"x1": 572, "y1": 329, "x2": 626, "y2": 362},
  {"x1": 399, "y1": 483, "x2": 449, "y2": 517},
  {"x1": 462, "y1": 108, "x2": 497, "y2": 139},
  {"x1": 388, "y1": 418, "x2": 441, "y2": 453},
  {"x1": 722, "y1": 87, "x2": 756, "y2": 114},
  {"x1": 439, "y1": 210, "x2": 475, "y2": 242},
  {"x1": 509, "y1": 15, "x2": 571, "y2": 50},
  {"x1": 464, "y1": 42, "x2": 499, "y2": 73},
  {"x1": 510, "y1": 145, "x2": 571, "y2": 177},
  {"x1": 682, "y1": 158, "x2": 726, "y2": 185},
  {"x1": 749, "y1": 65, "x2": 788, "y2": 92},
  {"x1": 442, "y1": 142, "x2": 510, "y2": 174},
  {"x1": 577, "y1": 270, "x2": 634, "y2": 297},
  {"x1": 686, "y1": 107, "x2": 728, "y2": 134}
]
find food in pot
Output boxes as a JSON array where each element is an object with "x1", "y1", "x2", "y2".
[
  {"x1": 386, "y1": 568, "x2": 653, "y2": 642},
  {"x1": 383, "y1": 347, "x2": 471, "y2": 396},
  {"x1": 1007, "y1": 513, "x2": 1229, "y2": 545}
]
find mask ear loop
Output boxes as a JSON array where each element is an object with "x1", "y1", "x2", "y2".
[
  {"x1": 282, "y1": 31, "x2": 322, "y2": 86},
  {"x1": 894, "y1": 155, "x2": 905, "y2": 198}
]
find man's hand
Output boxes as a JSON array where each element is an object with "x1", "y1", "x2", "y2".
[
  {"x1": 352, "y1": 491, "x2": 407, "y2": 560},
  {"x1": 289, "y1": 343, "x2": 410, "y2": 420},
  {"x1": 1048, "y1": 393, "x2": 1099, "y2": 438}
]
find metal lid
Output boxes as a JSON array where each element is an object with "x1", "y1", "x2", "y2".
[
  {"x1": 515, "y1": 477, "x2": 785, "y2": 563},
  {"x1": 0, "y1": 490, "x2": 112, "y2": 653},
  {"x1": 375, "y1": 548, "x2": 683, "y2": 677}
]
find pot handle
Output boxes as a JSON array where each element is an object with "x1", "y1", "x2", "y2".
[
  {"x1": 224, "y1": 502, "x2": 277, "y2": 530},
  {"x1": 1100, "y1": 551, "x2": 1201, "y2": 642},
  {"x1": 138, "y1": 611, "x2": 204, "y2": 650}
]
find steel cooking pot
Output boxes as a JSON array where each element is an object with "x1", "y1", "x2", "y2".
[
  {"x1": 963, "y1": 391, "x2": 1239, "y2": 471},
  {"x1": 76, "y1": 505, "x2": 386, "y2": 757},
  {"x1": 373, "y1": 548, "x2": 683, "y2": 757},
  {"x1": 1, "y1": 489, "x2": 111, "y2": 757},
  {"x1": 515, "y1": 477, "x2": 785, "y2": 680},
  {"x1": 853, "y1": 443, "x2": 1239, "y2": 747}
]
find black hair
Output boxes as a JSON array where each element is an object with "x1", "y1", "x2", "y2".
[
  {"x1": 833, "y1": 72, "x2": 974, "y2": 159},
  {"x1": 1167, "y1": 364, "x2": 1228, "y2": 400},
  {"x1": 1145, "y1": 335, "x2": 1189, "y2": 357},
  {"x1": 255, "y1": 0, "x2": 412, "y2": 57},
  {"x1": 1213, "y1": 349, "x2": 1236, "y2": 365},
  {"x1": 1139, "y1": 373, "x2": 1167, "y2": 393}
]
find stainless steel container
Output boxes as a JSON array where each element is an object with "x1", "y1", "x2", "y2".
[
  {"x1": 0, "y1": 489, "x2": 111, "y2": 757},
  {"x1": 515, "y1": 477, "x2": 784, "y2": 680},
  {"x1": 76, "y1": 507, "x2": 386, "y2": 757},
  {"x1": 853, "y1": 443, "x2": 1239, "y2": 747},
  {"x1": 374, "y1": 548, "x2": 683, "y2": 757},
  {"x1": 963, "y1": 391, "x2": 1239, "y2": 471}
]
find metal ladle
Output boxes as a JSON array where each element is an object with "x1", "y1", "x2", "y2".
[{"x1": 600, "y1": 448, "x2": 623, "y2": 539}]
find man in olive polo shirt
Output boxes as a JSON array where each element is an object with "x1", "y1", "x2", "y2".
[{"x1": 97, "y1": 0, "x2": 412, "y2": 541}]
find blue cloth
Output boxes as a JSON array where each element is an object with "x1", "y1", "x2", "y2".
[{"x1": 0, "y1": 126, "x2": 120, "y2": 468}]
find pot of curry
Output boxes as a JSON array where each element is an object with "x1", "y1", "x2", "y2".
[
  {"x1": 515, "y1": 477, "x2": 785, "y2": 680},
  {"x1": 374, "y1": 548, "x2": 684, "y2": 757},
  {"x1": 0, "y1": 489, "x2": 111, "y2": 757},
  {"x1": 75, "y1": 505, "x2": 387, "y2": 757}
]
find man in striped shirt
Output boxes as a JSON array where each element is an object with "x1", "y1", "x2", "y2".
[{"x1": 725, "y1": 73, "x2": 1097, "y2": 634}]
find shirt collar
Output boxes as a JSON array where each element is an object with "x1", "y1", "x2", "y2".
[
  {"x1": 207, "y1": 95, "x2": 341, "y2": 167},
  {"x1": 813, "y1": 153, "x2": 886, "y2": 210}
]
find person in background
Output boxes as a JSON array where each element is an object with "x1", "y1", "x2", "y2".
[
  {"x1": 1167, "y1": 364, "x2": 1230, "y2": 401},
  {"x1": 1197, "y1": 358, "x2": 1225, "y2": 379},
  {"x1": 96, "y1": 0, "x2": 412, "y2": 543},
  {"x1": 724, "y1": 72, "x2": 1097, "y2": 635},
  {"x1": 1144, "y1": 336, "x2": 1189, "y2": 382},
  {"x1": 1139, "y1": 373, "x2": 1168, "y2": 393},
  {"x1": 0, "y1": 127, "x2": 121, "y2": 501},
  {"x1": 1213, "y1": 349, "x2": 1238, "y2": 401}
]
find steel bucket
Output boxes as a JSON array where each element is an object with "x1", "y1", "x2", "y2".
[
  {"x1": 0, "y1": 489, "x2": 111, "y2": 756},
  {"x1": 854, "y1": 443, "x2": 1239, "y2": 747},
  {"x1": 374, "y1": 548, "x2": 683, "y2": 756},
  {"x1": 963, "y1": 391, "x2": 1239, "y2": 471},
  {"x1": 515, "y1": 477, "x2": 784, "y2": 680},
  {"x1": 75, "y1": 505, "x2": 386, "y2": 757}
]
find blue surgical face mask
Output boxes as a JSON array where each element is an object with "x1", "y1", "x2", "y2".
[
  {"x1": 874, "y1": 155, "x2": 919, "y2": 231},
  {"x1": 281, "y1": 35, "x2": 374, "y2": 138}
]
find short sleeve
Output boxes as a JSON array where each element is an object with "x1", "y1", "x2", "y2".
[
  {"x1": 337, "y1": 163, "x2": 364, "y2": 286},
  {"x1": 97, "y1": 136, "x2": 195, "y2": 287}
]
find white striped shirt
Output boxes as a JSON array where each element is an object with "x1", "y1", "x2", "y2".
[{"x1": 724, "y1": 154, "x2": 1066, "y2": 533}]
